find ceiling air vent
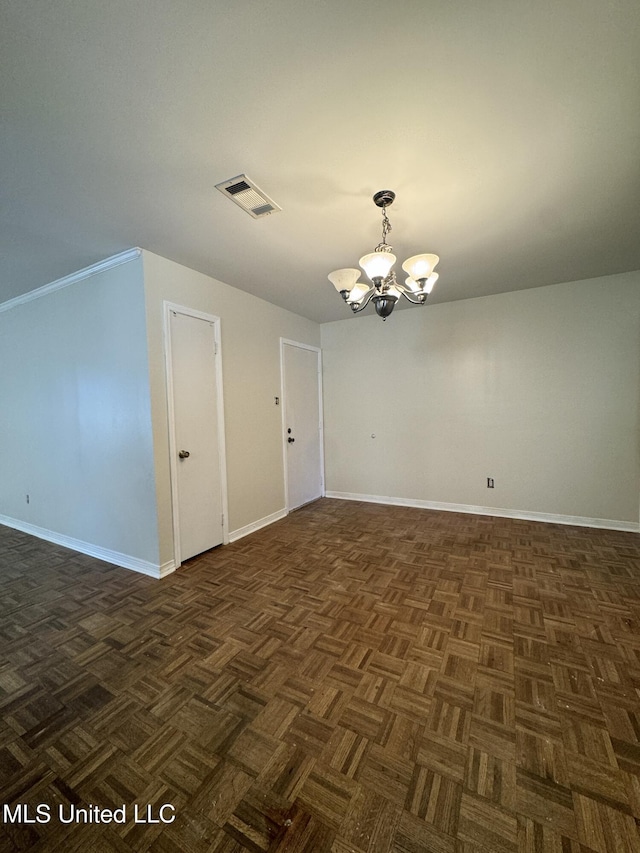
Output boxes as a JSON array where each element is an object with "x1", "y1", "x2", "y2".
[{"x1": 215, "y1": 174, "x2": 282, "y2": 219}]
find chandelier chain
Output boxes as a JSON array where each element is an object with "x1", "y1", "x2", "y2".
[{"x1": 375, "y1": 205, "x2": 393, "y2": 253}]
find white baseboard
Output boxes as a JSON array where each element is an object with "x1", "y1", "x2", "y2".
[
  {"x1": 158, "y1": 560, "x2": 178, "y2": 578},
  {"x1": 229, "y1": 508, "x2": 287, "y2": 543},
  {"x1": 324, "y1": 492, "x2": 639, "y2": 533},
  {"x1": 0, "y1": 514, "x2": 172, "y2": 579}
]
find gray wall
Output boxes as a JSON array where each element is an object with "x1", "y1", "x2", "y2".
[
  {"x1": 141, "y1": 251, "x2": 321, "y2": 567},
  {"x1": 321, "y1": 271, "x2": 640, "y2": 527},
  {"x1": 0, "y1": 249, "x2": 321, "y2": 574},
  {"x1": 0, "y1": 254, "x2": 161, "y2": 565},
  {"x1": 1, "y1": 254, "x2": 636, "y2": 577}
]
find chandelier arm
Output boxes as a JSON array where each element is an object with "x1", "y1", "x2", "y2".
[
  {"x1": 349, "y1": 287, "x2": 376, "y2": 313},
  {"x1": 397, "y1": 288, "x2": 427, "y2": 305}
]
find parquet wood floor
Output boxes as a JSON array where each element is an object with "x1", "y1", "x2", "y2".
[{"x1": 1, "y1": 499, "x2": 640, "y2": 852}]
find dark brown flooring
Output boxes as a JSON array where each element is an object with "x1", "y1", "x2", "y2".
[{"x1": 2, "y1": 499, "x2": 640, "y2": 852}]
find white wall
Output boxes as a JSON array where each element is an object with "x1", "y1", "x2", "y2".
[
  {"x1": 321, "y1": 272, "x2": 640, "y2": 529},
  {"x1": 2, "y1": 253, "x2": 634, "y2": 579},
  {"x1": 141, "y1": 251, "x2": 320, "y2": 567},
  {"x1": 0, "y1": 253, "x2": 161, "y2": 568}
]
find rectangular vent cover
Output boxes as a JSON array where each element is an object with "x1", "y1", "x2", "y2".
[{"x1": 215, "y1": 174, "x2": 282, "y2": 218}]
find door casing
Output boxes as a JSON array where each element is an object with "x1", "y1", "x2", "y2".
[
  {"x1": 280, "y1": 338, "x2": 325, "y2": 511},
  {"x1": 164, "y1": 302, "x2": 229, "y2": 566}
]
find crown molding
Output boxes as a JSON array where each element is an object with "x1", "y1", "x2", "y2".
[{"x1": 0, "y1": 248, "x2": 142, "y2": 314}]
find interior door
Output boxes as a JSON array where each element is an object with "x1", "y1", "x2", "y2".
[
  {"x1": 282, "y1": 341, "x2": 323, "y2": 510},
  {"x1": 169, "y1": 309, "x2": 224, "y2": 562}
]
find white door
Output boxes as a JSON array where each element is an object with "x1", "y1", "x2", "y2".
[
  {"x1": 168, "y1": 308, "x2": 225, "y2": 562},
  {"x1": 282, "y1": 341, "x2": 323, "y2": 510}
]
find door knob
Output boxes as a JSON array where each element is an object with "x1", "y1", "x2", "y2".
[
  {"x1": 178, "y1": 450, "x2": 190, "y2": 458},
  {"x1": 288, "y1": 437, "x2": 295, "y2": 443}
]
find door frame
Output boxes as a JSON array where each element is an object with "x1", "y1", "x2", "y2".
[
  {"x1": 280, "y1": 338, "x2": 325, "y2": 512},
  {"x1": 163, "y1": 301, "x2": 229, "y2": 567}
]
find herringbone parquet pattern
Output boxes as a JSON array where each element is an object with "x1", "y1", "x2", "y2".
[{"x1": 1, "y1": 499, "x2": 640, "y2": 852}]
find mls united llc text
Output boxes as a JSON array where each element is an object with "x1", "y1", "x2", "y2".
[{"x1": 3, "y1": 803, "x2": 176, "y2": 825}]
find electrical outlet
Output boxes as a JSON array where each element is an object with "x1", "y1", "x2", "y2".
[{"x1": 487, "y1": 478, "x2": 494, "y2": 488}]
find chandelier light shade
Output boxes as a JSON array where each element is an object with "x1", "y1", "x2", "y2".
[
  {"x1": 328, "y1": 190, "x2": 440, "y2": 320},
  {"x1": 328, "y1": 268, "x2": 360, "y2": 293},
  {"x1": 402, "y1": 253, "x2": 439, "y2": 280},
  {"x1": 346, "y1": 282, "x2": 370, "y2": 304},
  {"x1": 359, "y1": 251, "x2": 397, "y2": 282}
]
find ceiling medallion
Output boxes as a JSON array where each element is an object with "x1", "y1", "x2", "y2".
[{"x1": 328, "y1": 190, "x2": 439, "y2": 320}]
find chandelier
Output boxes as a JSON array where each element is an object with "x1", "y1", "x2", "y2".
[{"x1": 328, "y1": 190, "x2": 439, "y2": 320}]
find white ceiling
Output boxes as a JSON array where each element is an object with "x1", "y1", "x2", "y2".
[{"x1": 2, "y1": 0, "x2": 640, "y2": 323}]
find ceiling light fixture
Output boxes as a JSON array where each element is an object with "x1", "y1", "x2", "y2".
[{"x1": 328, "y1": 191, "x2": 439, "y2": 320}]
